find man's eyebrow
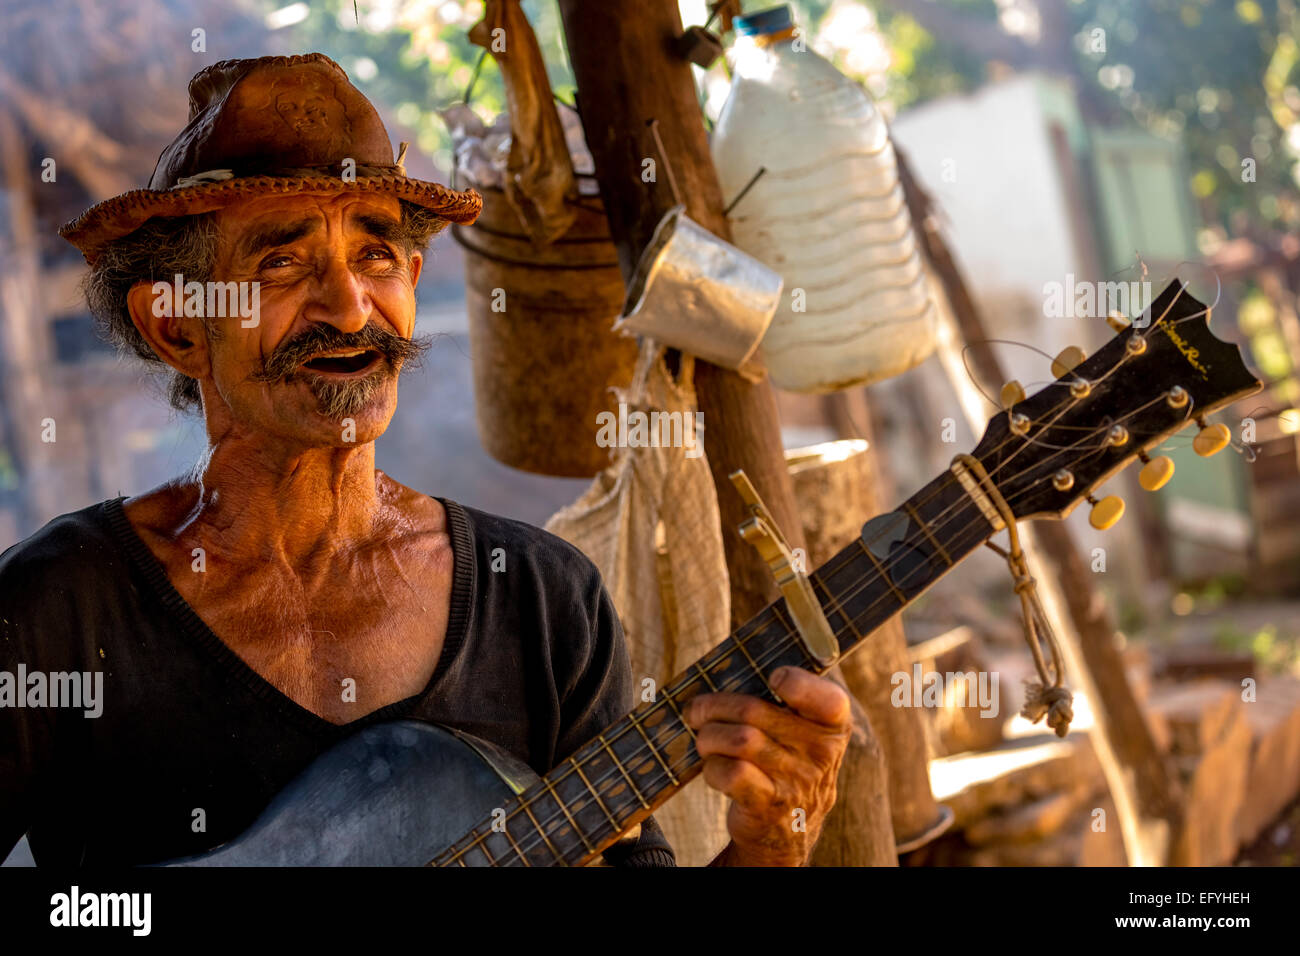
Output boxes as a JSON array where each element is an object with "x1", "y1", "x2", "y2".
[
  {"x1": 354, "y1": 213, "x2": 406, "y2": 246},
  {"x1": 237, "y1": 219, "x2": 319, "y2": 259}
]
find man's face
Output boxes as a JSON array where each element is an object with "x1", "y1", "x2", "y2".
[{"x1": 203, "y1": 192, "x2": 425, "y2": 447}]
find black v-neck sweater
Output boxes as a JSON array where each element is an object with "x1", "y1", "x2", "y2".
[{"x1": 0, "y1": 497, "x2": 674, "y2": 867}]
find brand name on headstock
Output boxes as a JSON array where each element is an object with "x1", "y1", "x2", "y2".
[{"x1": 1160, "y1": 325, "x2": 1208, "y2": 378}]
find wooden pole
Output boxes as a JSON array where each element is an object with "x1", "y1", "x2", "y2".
[
  {"x1": 557, "y1": 0, "x2": 895, "y2": 865},
  {"x1": 555, "y1": 0, "x2": 802, "y2": 626},
  {"x1": 895, "y1": 147, "x2": 1185, "y2": 864}
]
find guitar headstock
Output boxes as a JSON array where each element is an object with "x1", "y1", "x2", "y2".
[{"x1": 975, "y1": 279, "x2": 1263, "y2": 524}]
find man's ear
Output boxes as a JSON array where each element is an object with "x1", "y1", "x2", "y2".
[
  {"x1": 409, "y1": 250, "x2": 423, "y2": 289},
  {"x1": 125, "y1": 280, "x2": 213, "y2": 381}
]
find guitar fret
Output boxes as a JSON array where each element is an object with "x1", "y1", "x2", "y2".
[
  {"x1": 770, "y1": 604, "x2": 819, "y2": 668},
  {"x1": 857, "y1": 539, "x2": 909, "y2": 606},
  {"x1": 599, "y1": 732, "x2": 650, "y2": 809},
  {"x1": 542, "y1": 778, "x2": 595, "y2": 855},
  {"x1": 518, "y1": 799, "x2": 568, "y2": 866},
  {"x1": 732, "y1": 630, "x2": 782, "y2": 697},
  {"x1": 693, "y1": 660, "x2": 718, "y2": 691},
  {"x1": 571, "y1": 756, "x2": 623, "y2": 831},
  {"x1": 904, "y1": 501, "x2": 954, "y2": 566},
  {"x1": 494, "y1": 819, "x2": 531, "y2": 867},
  {"x1": 630, "y1": 713, "x2": 679, "y2": 786},
  {"x1": 659, "y1": 689, "x2": 698, "y2": 744},
  {"x1": 811, "y1": 575, "x2": 860, "y2": 644}
]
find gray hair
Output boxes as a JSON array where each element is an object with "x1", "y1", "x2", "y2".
[{"x1": 82, "y1": 200, "x2": 445, "y2": 412}]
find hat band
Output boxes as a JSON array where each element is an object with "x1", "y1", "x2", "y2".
[{"x1": 171, "y1": 157, "x2": 409, "y2": 190}]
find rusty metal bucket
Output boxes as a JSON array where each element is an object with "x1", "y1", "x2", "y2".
[{"x1": 453, "y1": 182, "x2": 637, "y2": 477}]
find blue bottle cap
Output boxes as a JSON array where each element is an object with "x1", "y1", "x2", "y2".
[{"x1": 733, "y1": 5, "x2": 794, "y2": 37}]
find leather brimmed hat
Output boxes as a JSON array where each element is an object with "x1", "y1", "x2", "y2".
[{"x1": 60, "y1": 53, "x2": 482, "y2": 264}]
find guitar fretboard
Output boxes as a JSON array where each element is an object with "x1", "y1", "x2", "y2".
[{"x1": 432, "y1": 469, "x2": 996, "y2": 866}]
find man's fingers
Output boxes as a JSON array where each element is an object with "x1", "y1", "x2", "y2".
[
  {"x1": 700, "y1": 754, "x2": 776, "y2": 811},
  {"x1": 769, "y1": 667, "x2": 852, "y2": 728},
  {"x1": 686, "y1": 670, "x2": 851, "y2": 732},
  {"x1": 687, "y1": 691, "x2": 787, "y2": 735},
  {"x1": 694, "y1": 720, "x2": 796, "y2": 776}
]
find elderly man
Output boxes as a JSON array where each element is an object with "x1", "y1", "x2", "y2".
[{"x1": 0, "y1": 54, "x2": 850, "y2": 867}]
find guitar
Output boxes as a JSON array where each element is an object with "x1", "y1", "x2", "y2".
[{"x1": 167, "y1": 279, "x2": 1261, "y2": 866}]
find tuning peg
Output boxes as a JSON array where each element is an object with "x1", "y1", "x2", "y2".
[
  {"x1": 1000, "y1": 380, "x2": 1026, "y2": 409},
  {"x1": 1138, "y1": 453, "x2": 1175, "y2": 491},
  {"x1": 1051, "y1": 346, "x2": 1087, "y2": 379},
  {"x1": 1106, "y1": 312, "x2": 1131, "y2": 333},
  {"x1": 1088, "y1": 494, "x2": 1125, "y2": 530},
  {"x1": 1193, "y1": 421, "x2": 1231, "y2": 457}
]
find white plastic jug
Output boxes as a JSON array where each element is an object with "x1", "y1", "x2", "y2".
[{"x1": 711, "y1": 4, "x2": 935, "y2": 393}]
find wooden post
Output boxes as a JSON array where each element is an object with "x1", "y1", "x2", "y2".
[
  {"x1": 556, "y1": 0, "x2": 802, "y2": 625},
  {"x1": 557, "y1": 0, "x2": 895, "y2": 865}
]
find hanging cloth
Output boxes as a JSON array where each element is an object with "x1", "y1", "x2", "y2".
[{"x1": 546, "y1": 341, "x2": 733, "y2": 866}]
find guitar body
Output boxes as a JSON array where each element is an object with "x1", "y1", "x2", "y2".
[{"x1": 165, "y1": 721, "x2": 538, "y2": 866}]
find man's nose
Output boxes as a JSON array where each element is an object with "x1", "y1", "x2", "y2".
[{"x1": 303, "y1": 254, "x2": 372, "y2": 333}]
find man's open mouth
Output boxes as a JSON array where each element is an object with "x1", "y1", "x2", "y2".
[{"x1": 299, "y1": 348, "x2": 384, "y2": 375}]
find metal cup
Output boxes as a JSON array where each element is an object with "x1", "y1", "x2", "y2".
[{"x1": 614, "y1": 205, "x2": 782, "y2": 371}]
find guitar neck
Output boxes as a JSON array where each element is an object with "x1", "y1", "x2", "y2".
[{"x1": 432, "y1": 468, "x2": 997, "y2": 866}]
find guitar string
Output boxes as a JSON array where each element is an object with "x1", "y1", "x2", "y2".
[
  {"x1": 440, "y1": 288, "x2": 1217, "y2": 863},
  {"x1": 439, "y1": 389, "x2": 1177, "y2": 865}
]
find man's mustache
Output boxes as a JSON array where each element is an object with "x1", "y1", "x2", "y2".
[{"x1": 249, "y1": 323, "x2": 432, "y2": 383}]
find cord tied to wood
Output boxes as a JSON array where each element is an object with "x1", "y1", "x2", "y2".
[{"x1": 952, "y1": 453, "x2": 1074, "y2": 737}]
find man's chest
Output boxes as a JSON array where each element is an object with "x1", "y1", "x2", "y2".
[{"x1": 165, "y1": 551, "x2": 454, "y2": 725}]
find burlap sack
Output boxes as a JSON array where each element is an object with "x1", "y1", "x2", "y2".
[
  {"x1": 468, "y1": 0, "x2": 576, "y2": 243},
  {"x1": 546, "y1": 341, "x2": 732, "y2": 866}
]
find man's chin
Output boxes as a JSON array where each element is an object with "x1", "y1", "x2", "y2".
[{"x1": 285, "y1": 370, "x2": 397, "y2": 440}]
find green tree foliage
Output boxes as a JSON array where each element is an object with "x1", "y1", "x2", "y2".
[
  {"x1": 793, "y1": 0, "x2": 1300, "y2": 234},
  {"x1": 265, "y1": 0, "x2": 1300, "y2": 233},
  {"x1": 267, "y1": 0, "x2": 574, "y2": 171}
]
